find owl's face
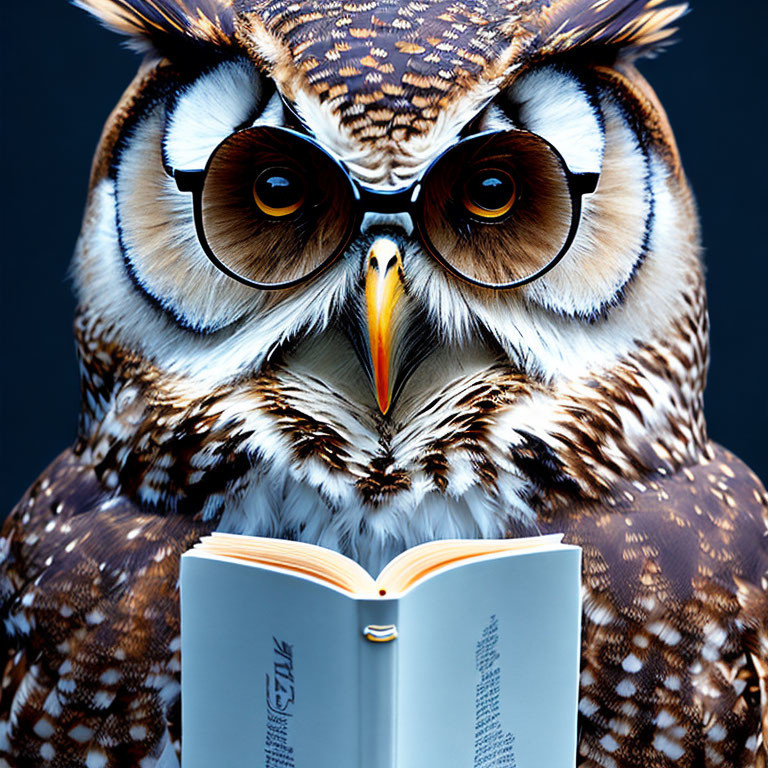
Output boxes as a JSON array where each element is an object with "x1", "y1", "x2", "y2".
[{"x1": 74, "y1": 0, "x2": 701, "y2": 571}]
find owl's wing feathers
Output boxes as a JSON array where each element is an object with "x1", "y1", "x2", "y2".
[
  {"x1": 542, "y1": 445, "x2": 768, "y2": 764},
  {"x1": 0, "y1": 450, "x2": 214, "y2": 766},
  {"x1": 737, "y1": 577, "x2": 768, "y2": 757},
  {"x1": 73, "y1": 0, "x2": 236, "y2": 49}
]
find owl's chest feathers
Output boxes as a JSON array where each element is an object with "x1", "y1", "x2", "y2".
[{"x1": 76, "y1": 330, "x2": 705, "y2": 572}]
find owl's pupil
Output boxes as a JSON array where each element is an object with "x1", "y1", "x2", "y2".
[
  {"x1": 253, "y1": 167, "x2": 305, "y2": 217},
  {"x1": 466, "y1": 170, "x2": 515, "y2": 213}
]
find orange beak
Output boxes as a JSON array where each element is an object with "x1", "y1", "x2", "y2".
[{"x1": 366, "y1": 238, "x2": 405, "y2": 415}]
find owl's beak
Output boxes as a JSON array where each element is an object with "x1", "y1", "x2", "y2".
[{"x1": 365, "y1": 238, "x2": 405, "y2": 415}]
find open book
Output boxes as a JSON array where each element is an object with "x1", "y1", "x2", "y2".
[{"x1": 181, "y1": 533, "x2": 581, "y2": 768}]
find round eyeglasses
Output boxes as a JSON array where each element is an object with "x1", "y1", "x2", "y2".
[{"x1": 170, "y1": 126, "x2": 599, "y2": 291}]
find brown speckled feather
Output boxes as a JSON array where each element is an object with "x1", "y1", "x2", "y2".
[
  {"x1": 0, "y1": 451, "x2": 216, "y2": 766},
  {"x1": 541, "y1": 446, "x2": 768, "y2": 767},
  {"x1": 240, "y1": 0, "x2": 687, "y2": 138}
]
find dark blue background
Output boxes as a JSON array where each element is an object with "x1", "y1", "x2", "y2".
[{"x1": 2, "y1": 1, "x2": 766, "y2": 516}]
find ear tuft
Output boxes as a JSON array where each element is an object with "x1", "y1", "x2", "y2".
[
  {"x1": 536, "y1": 0, "x2": 689, "y2": 60},
  {"x1": 73, "y1": 0, "x2": 236, "y2": 52}
]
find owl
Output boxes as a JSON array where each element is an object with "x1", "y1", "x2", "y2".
[{"x1": 1, "y1": 0, "x2": 766, "y2": 766}]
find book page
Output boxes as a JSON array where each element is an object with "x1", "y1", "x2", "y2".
[
  {"x1": 376, "y1": 534, "x2": 564, "y2": 594},
  {"x1": 181, "y1": 553, "x2": 364, "y2": 768},
  {"x1": 395, "y1": 545, "x2": 581, "y2": 768},
  {"x1": 194, "y1": 533, "x2": 377, "y2": 595}
]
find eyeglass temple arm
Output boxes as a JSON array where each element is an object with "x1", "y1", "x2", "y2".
[
  {"x1": 173, "y1": 169, "x2": 206, "y2": 193},
  {"x1": 572, "y1": 172, "x2": 600, "y2": 196}
]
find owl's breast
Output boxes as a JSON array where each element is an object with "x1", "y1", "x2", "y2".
[{"x1": 208, "y1": 333, "x2": 545, "y2": 572}]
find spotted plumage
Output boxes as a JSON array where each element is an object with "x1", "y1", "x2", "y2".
[
  {"x1": 241, "y1": 0, "x2": 686, "y2": 141},
  {"x1": 2, "y1": 0, "x2": 766, "y2": 766},
  {"x1": 0, "y1": 452, "x2": 214, "y2": 765},
  {"x1": 543, "y1": 448, "x2": 768, "y2": 767}
]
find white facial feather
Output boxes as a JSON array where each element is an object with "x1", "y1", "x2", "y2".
[
  {"x1": 474, "y1": 103, "x2": 517, "y2": 132},
  {"x1": 508, "y1": 67, "x2": 605, "y2": 174},
  {"x1": 523, "y1": 90, "x2": 651, "y2": 317},
  {"x1": 252, "y1": 90, "x2": 287, "y2": 128},
  {"x1": 116, "y1": 105, "x2": 262, "y2": 331},
  {"x1": 163, "y1": 58, "x2": 263, "y2": 171}
]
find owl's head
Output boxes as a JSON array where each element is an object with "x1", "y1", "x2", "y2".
[{"x1": 73, "y1": 0, "x2": 703, "y2": 563}]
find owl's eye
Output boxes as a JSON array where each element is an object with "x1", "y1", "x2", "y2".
[
  {"x1": 462, "y1": 169, "x2": 517, "y2": 220},
  {"x1": 253, "y1": 167, "x2": 306, "y2": 218}
]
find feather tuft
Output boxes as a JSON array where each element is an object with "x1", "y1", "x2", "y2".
[
  {"x1": 73, "y1": 0, "x2": 236, "y2": 51},
  {"x1": 535, "y1": 0, "x2": 689, "y2": 59}
]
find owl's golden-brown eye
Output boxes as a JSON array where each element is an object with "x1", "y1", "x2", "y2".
[
  {"x1": 463, "y1": 169, "x2": 517, "y2": 219},
  {"x1": 253, "y1": 167, "x2": 305, "y2": 218}
]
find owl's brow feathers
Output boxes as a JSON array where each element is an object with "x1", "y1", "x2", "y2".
[{"x1": 77, "y1": 1, "x2": 686, "y2": 124}]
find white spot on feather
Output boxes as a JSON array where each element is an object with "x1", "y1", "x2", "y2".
[
  {"x1": 615, "y1": 679, "x2": 636, "y2": 697},
  {"x1": 653, "y1": 734, "x2": 685, "y2": 759},
  {"x1": 707, "y1": 723, "x2": 726, "y2": 742},
  {"x1": 100, "y1": 669, "x2": 121, "y2": 685},
  {"x1": 69, "y1": 724, "x2": 95, "y2": 743},
  {"x1": 86, "y1": 751, "x2": 109, "y2": 768},
  {"x1": 656, "y1": 709, "x2": 676, "y2": 728},
  {"x1": 622, "y1": 654, "x2": 642, "y2": 673},
  {"x1": 33, "y1": 718, "x2": 54, "y2": 739}
]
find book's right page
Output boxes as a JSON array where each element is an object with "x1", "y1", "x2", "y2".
[{"x1": 396, "y1": 544, "x2": 581, "y2": 768}]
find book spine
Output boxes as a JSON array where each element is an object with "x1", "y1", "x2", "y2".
[{"x1": 357, "y1": 598, "x2": 400, "y2": 768}]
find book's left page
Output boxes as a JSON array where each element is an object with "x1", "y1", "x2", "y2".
[{"x1": 181, "y1": 552, "x2": 361, "y2": 768}]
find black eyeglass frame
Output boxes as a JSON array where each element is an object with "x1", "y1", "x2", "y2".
[{"x1": 170, "y1": 126, "x2": 599, "y2": 291}]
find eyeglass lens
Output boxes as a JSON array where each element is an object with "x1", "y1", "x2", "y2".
[
  {"x1": 200, "y1": 127, "x2": 357, "y2": 287},
  {"x1": 418, "y1": 131, "x2": 576, "y2": 286}
]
